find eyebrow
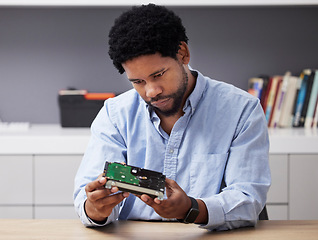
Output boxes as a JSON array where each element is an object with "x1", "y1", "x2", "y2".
[{"x1": 128, "y1": 68, "x2": 166, "y2": 82}]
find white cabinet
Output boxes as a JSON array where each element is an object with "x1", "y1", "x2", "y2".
[
  {"x1": 33, "y1": 155, "x2": 82, "y2": 219},
  {"x1": 34, "y1": 206, "x2": 78, "y2": 219},
  {"x1": 0, "y1": 125, "x2": 89, "y2": 219},
  {"x1": 266, "y1": 153, "x2": 318, "y2": 220},
  {"x1": 0, "y1": 155, "x2": 33, "y2": 204},
  {"x1": 266, "y1": 205, "x2": 288, "y2": 220},
  {"x1": 267, "y1": 154, "x2": 288, "y2": 220},
  {"x1": 0, "y1": 125, "x2": 317, "y2": 220},
  {"x1": 34, "y1": 155, "x2": 82, "y2": 205},
  {"x1": 0, "y1": 206, "x2": 33, "y2": 219},
  {"x1": 267, "y1": 154, "x2": 288, "y2": 203},
  {"x1": 0, "y1": 155, "x2": 33, "y2": 219},
  {"x1": 289, "y1": 154, "x2": 318, "y2": 220},
  {"x1": 0, "y1": 154, "x2": 83, "y2": 219}
]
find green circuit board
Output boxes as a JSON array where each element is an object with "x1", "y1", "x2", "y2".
[
  {"x1": 103, "y1": 162, "x2": 166, "y2": 200},
  {"x1": 105, "y1": 162, "x2": 140, "y2": 185}
]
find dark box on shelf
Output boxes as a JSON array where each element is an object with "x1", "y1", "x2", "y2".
[{"x1": 58, "y1": 91, "x2": 115, "y2": 127}]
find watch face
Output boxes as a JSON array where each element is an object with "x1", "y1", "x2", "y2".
[
  {"x1": 185, "y1": 208, "x2": 200, "y2": 223},
  {"x1": 177, "y1": 197, "x2": 200, "y2": 224}
]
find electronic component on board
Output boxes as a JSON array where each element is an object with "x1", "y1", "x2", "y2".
[{"x1": 103, "y1": 162, "x2": 166, "y2": 200}]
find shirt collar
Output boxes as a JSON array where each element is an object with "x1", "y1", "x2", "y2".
[{"x1": 182, "y1": 70, "x2": 206, "y2": 115}]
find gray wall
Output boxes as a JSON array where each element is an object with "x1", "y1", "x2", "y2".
[{"x1": 0, "y1": 6, "x2": 317, "y2": 124}]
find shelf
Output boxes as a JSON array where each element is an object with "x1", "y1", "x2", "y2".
[
  {"x1": 0, "y1": 0, "x2": 318, "y2": 6},
  {"x1": 268, "y1": 128, "x2": 318, "y2": 154},
  {"x1": 1, "y1": 124, "x2": 317, "y2": 155},
  {"x1": 0, "y1": 124, "x2": 90, "y2": 155}
]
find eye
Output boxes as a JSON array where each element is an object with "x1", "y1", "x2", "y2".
[
  {"x1": 132, "y1": 79, "x2": 145, "y2": 85},
  {"x1": 154, "y1": 70, "x2": 166, "y2": 78}
]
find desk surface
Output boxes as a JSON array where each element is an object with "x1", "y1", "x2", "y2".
[{"x1": 0, "y1": 220, "x2": 317, "y2": 240}]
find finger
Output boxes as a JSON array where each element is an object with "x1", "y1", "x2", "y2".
[
  {"x1": 154, "y1": 198, "x2": 163, "y2": 204},
  {"x1": 99, "y1": 191, "x2": 130, "y2": 208},
  {"x1": 87, "y1": 184, "x2": 123, "y2": 202},
  {"x1": 140, "y1": 194, "x2": 150, "y2": 202},
  {"x1": 85, "y1": 177, "x2": 106, "y2": 193},
  {"x1": 87, "y1": 187, "x2": 110, "y2": 202},
  {"x1": 140, "y1": 194, "x2": 156, "y2": 206},
  {"x1": 110, "y1": 186, "x2": 119, "y2": 193}
]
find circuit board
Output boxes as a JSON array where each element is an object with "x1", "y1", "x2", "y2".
[{"x1": 103, "y1": 162, "x2": 166, "y2": 200}]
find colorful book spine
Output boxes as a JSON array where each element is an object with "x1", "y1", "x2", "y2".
[
  {"x1": 268, "y1": 77, "x2": 283, "y2": 127},
  {"x1": 311, "y1": 95, "x2": 318, "y2": 128},
  {"x1": 304, "y1": 70, "x2": 318, "y2": 128},
  {"x1": 271, "y1": 73, "x2": 290, "y2": 128},
  {"x1": 265, "y1": 76, "x2": 280, "y2": 124},
  {"x1": 299, "y1": 71, "x2": 315, "y2": 126},
  {"x1": 248, "y1": 78, "x2": 264, "y2": 99},
  {"x1": 278, "y1": 75, "x2": 299, "y2": 128},
  {"x1": 293, "y1": 70, "x2": 310, "y2": 127}
]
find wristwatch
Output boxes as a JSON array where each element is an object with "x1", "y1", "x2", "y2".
[{"x1": 177, "y1": 196, "x2": 200, "y2": 224}]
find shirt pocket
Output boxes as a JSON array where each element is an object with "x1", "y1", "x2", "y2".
[{"x1": 189, "y1": 153, "x2": 229, "y2": 198}]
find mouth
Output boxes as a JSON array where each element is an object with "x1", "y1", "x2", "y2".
[{"x1": 151, "y1": 98, "x2": 171, "y2": 109}]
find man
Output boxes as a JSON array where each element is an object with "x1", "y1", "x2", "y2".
[{"x1": 74, "y1": 4, "x2": 271, "y2": 231}]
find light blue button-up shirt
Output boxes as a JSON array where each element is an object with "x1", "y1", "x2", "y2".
[{"x1": 74, "y1": 69, "x2": 271, "y2": 231}]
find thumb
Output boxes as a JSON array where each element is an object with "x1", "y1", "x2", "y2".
[
  {"x1": 85, "y1": 176, "x2": 106, "y2": 193},
  {"x1": 165, "y1": 178, "x2": 177, "y2": 188},
  {"x1": 98, "y1": 177, "x2": 107, "y2": 185}
]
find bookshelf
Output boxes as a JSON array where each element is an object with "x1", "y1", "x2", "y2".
[{"x1": 248, "y1": 69, "x2": 318, "y2": 129}]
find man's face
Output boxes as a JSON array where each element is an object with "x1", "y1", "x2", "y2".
[{"x1": 122, "y1": 53, "x2": 189, "y2": 117}]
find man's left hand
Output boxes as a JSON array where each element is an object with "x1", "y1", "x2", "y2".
[{"x1": 139, "y1": 178, "x2": 192, "y2": 219}]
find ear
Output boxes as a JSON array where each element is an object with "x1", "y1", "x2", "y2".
[{"x1": 177, "y1": 41, "x2": 190, "y2": 65}]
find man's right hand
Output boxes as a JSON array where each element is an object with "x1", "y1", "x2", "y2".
[{"x1": 84, "y1": 176, "x2": 129, "y2": 222}]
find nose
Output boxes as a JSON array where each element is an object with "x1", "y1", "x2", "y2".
[{"x1": 145, "y1": 82, "x2": 162, "y2": 99}]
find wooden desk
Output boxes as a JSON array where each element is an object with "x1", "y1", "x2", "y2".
[{"x1": 0, "y1": 220, "x2": 317, "y2": 240}]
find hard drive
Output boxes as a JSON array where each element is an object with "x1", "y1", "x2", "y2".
[{"x1": 103, "y1": 162, "x2": 166, "y2": 200}]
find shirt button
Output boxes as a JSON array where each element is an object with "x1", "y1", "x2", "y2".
[{"x1": 169, "y1": 149, "x2": 174, "y2": 154}]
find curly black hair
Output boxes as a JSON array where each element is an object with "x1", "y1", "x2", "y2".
[{"x1": 108, "y1": 4, "x2": 188, "y2": 74}]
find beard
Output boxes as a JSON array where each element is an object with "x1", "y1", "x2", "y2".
[{"x1": 146, "y1": 65, "x2": 188, "y2": 117}]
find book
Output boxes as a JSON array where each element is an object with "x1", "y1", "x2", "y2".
[
  {"x1": 299, "y1": 70, "x2": 315, "y2": 127},
  {"x1": 259, "y1": 75, "x2": 271, "y2": 113},
  {"x1": 311, "y1": 94, "x2": 318, "y2": 128},
  {"x1": 304, "y1": 70, "x2": 318, "y2": 128},
  {"x1": 278, "y1": 75, "x2": 299, "y2": 128},
  {"x1": 270, "y1": 72, "x2": 290, "y2": 128},
  {"x1": 264, "y1": 76, "x2": 281, "y2": 124},
  {"x1": 248, "y1": 77, "x2": 264, "y2": 99},
  {"x1": 268, "y1": 77, "x2": 283, "y2": 127},
  {"x1": 293, "y1": 69, "x2": 311, "y2": 127}
]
